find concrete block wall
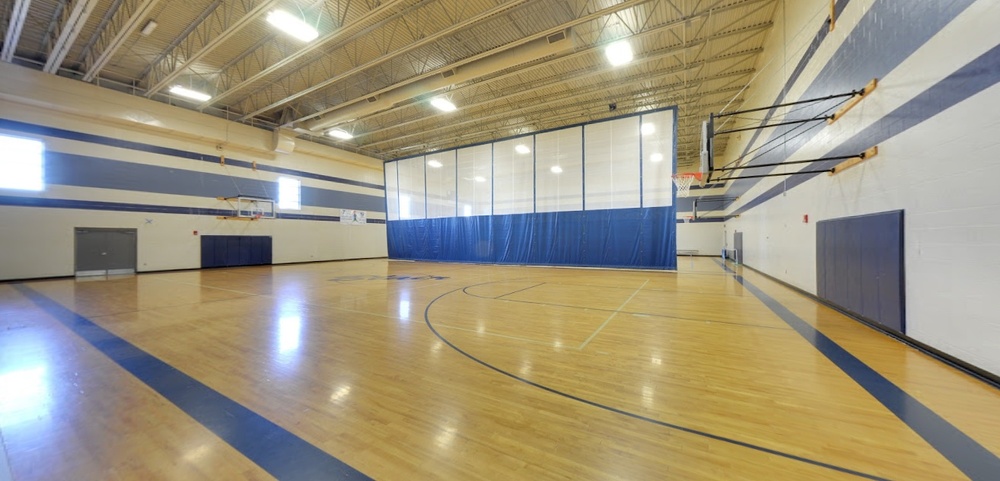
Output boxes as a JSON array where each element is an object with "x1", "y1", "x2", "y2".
[
  {"x1": 715, "y1": 0, "x2": 1000, "y2": 375},
  {"x1": 0, "y1": 63, "x2": 387, "y2": 281}
]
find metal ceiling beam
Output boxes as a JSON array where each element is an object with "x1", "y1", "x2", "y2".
[
  {"x1": 81, "y1": 0, "x2": 161, "y2": 82},
  {"x1": 367, "y1": 67, "x2": 755, "y2": 151},
  {"x1": 346, "y1": 5, "x2": 771, "y2": 137},
  {"x1": 233, "y1": 0, "x2": 539, "y2": 122},
  {"x1": 356, "y1": 49, "x2": 761, "y2": 146},
  {"x1": 1, "y1": 0, "x2": 32, "y2": 62},
  {"x1": 198, "y1": 0, "x2": 416, "y2": 109},
  {"x1": 378, "y1": 69, "x2": 754, "y2": 152},
  {"x1": 275, "y1": 0, "x2": 772, "y2": 126},
  {"x1": 144, "y1": 0, "x2": 284, "y2": 97},
  {"x1": 43, "y1": 0, "x2": 100, "y2": 73}
]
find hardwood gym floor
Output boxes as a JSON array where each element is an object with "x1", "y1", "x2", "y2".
[{"x1": 1, "y1": 258, "x2": 999, "y2": 480}]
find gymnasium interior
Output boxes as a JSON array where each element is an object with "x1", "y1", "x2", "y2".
[{"x1": 2, "y1": 0, "x2": 999, "y2": 479}]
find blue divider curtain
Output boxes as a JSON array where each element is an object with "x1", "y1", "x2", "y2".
[
  {"x1": 387, "y1": 207, "x2": 676, "y2": 269},
  {"x1": 385, "y1": 107, "x2": 678, "y2": 270}
]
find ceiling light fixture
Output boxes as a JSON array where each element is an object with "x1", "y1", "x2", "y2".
[
  {"x1": 140, "y1": 20, "x2": 158, "y2": 36},
  {"x1": 474, "y1": 176, "x2": 486, "y2": 183},
  {"x1": 515, "y1": 144, "x2": 531, "y2": 155},
  {"x1": 430, "y1": 98, "x2": 457, "y2": 112},
  {"x1": 641, "y1": 123, "x2": 655, "y2": 135},
  {"x1": 169, "y1": 85, "x2": 211, "y2": 102},
  {"x1": 605, "y1": 40, "x2": 634, "y2": 67},
  {"x1": 550, "y1": 165, "x2": 563, "y2": 174},
  {"x1": 650, "y1": 153, "x2": 664, "y2": 163},
  {"x1": 427, "y1": 159, "x2": 443, "y2": 168},
  {"x1": 267, "y1": 10, "x2": 318, "y2": 42},
  {"x1": 327, "y1": 128, "x2": 353, "y2": 140}
]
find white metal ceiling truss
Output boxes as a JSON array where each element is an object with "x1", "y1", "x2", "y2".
[{"x1": 0, "y1": 0, "x2": 779, "y2": 169}]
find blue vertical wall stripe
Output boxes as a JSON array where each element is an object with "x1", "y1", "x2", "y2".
[
  {"x1": 732, "y1": 40, "x2": 1000, "y2": 216},
  {"x1": 15, "y1": 285, "x2": 371, "y2": 480},
  {"x1": 722, "y1": 0, "x2": 975, "y2": 200},
  {"x1": 0, "y1": 118, "x2": 384, "y2": 191},
  {"x1": 715, "y1": 260, "x2": 1000, "y2": 480}
]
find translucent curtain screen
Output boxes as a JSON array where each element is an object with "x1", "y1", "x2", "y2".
[{"x1": 386, "y1": 108, "x2": 674, "y2": 219}]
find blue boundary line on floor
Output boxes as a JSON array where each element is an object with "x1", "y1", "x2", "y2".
[
  {"x1": 14, "y1": 284, "x2": 371, "y2": 481},
  {"x1": 714, "y1": 260, "x2": 1000, "y2": 480},
  {"x1": 424, "y1": 282, "x2": 889, "y2": 480}
]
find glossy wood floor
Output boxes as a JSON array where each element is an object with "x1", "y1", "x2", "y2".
[{"x1": 2, "y1": 258, "x2": 999, "y2": 480}]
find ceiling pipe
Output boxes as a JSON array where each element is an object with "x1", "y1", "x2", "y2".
[{"x1": 300, "y1": 29, "x2": 573, "y2": 133}]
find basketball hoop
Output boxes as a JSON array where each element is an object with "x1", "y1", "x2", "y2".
[{"x1": 672, "y1": 173, "x2": 702, "y2": 197}]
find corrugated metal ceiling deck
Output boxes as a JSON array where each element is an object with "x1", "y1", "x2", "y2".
[{"x1": 1, "y1": 0, "x2": 781, "y2": 169}]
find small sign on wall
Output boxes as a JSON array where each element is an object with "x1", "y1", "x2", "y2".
[{"x1": 341, "y1": 209, "x2": 367, "y2": 225}]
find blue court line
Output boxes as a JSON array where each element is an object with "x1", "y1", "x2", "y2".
[
  {"x1": 14, "y1": 284, "x2": 371, "y2": 481},
  {"x1": 425, "y1": 283, "x2": 888, "y2": 480},
  {"x1": 714, "y1": 260, "x2": 1000, "y2": 480}
]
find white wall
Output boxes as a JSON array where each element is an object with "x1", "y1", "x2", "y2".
[
  {"x1": 717, "y1": 0, "x2": 1000, "y2": 375},
  {"x1": 0, "y1": 62, "x2": 387, "y2": 281},
  {"x1": 676, "y1": 222, "x2": 724, "y2": 255}
]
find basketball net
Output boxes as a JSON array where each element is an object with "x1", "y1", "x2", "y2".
[{"x1": 672, "y1": 173, "x2": 700, "y2": 197}]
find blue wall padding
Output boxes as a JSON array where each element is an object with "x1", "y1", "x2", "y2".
[
  {"x1": 816, "y1": 210, "x2": 905, "y2": 332},
  {"x1": 201, "y1": 236, "x2": 273, "y2": 268},
  {"x1": 387, "y1": 206, "x2": 677, "y2": 270}
]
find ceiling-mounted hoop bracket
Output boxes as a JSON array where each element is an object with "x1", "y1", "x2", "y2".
[{"x1": 702, "y1": 79, "x2": 879, "y2": 182}]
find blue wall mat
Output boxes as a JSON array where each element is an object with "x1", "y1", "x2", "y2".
[
  {"x1": 387, "y1": 206, "x2": 677, "y2": 270},
  {"x1": 201, "y1": 235, "x2": 273, "y2": 268},
  {"x1": 816, "y1": 210, "x2": 904, "y2": 332}
]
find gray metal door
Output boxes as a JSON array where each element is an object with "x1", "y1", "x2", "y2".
[
  {"x1": 733, "y1": 231, "x2": 743, "y2": 264},
  {"x1": 75, "y1": 228, "x2": 137, "y2": 276}
]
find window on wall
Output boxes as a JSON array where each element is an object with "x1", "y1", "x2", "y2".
[
  {"x1": 0, "y1": 135, "x2": 45, "y2": 191},
  {"x1": 278, "y1": 177, "x2": 301, "y2": 210}
]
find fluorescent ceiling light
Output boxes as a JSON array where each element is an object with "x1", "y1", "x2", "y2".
[
  {"x1": 427, "y1": 159, "x2": 443, "y2": 168},
  {"x1": 430, "y1": 98, "x2": 456, "y2": 112},
  {"x1": 550, "y1": 165, "x2": 563, "y2": 174},
  {"x1": 140, "y1": 20, "x2": 157, "y2": 36},
  {"x1": 474, "y1": 176, "x2": 486, "y2": 183},
  {"x1": 327, "y1": 128, "x2": 353, "y2": 140},
  {"x1": 169, "y1": 85, "x2": 211, "y2": 102},
  {"x1": 514, "y1": 144, "x2": 530, "y2": 155},
  {"x1": 605, "y1": 40, "x2": 634, "y2": 66},
  {"x1": 267, "y1": 10, "x2": 318, "y2": 42},
  {"x1": 641, "y1": 122, "x2": 655, "y2": 135},
  {"x1": 650, "y1": 152, "x2": 664, "y2": 163}
]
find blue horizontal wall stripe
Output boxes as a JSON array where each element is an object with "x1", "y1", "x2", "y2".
[
  {"x1": 0, "y1": 118, "x2": 384, "y2": 191},
  {"x1": 716, "y1": 260, "x2": 1000, "y2": 480},
  {"x1": 722, "y1": 0, "x2": 974, "y2": 200},
  {"x1": 42, "y1": 151, "x2": 385, "y2": 212},
  {"x1": 0, "y1": 195, "x2": 386, "y2": 224},
  {"x1": 733, "y1": 40, "x2": 1000, "y2": 216},
  {"x1": 15, "y1": 285, "x2": 371, "y2": 481}
]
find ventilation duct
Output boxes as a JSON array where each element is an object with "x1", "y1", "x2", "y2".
[
  {"x1": 301, "y1": 29, "x2": 573, "y2": 133},
  {"x1": 271, "y1": 128, "x2": 296, "y2": 153}
]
